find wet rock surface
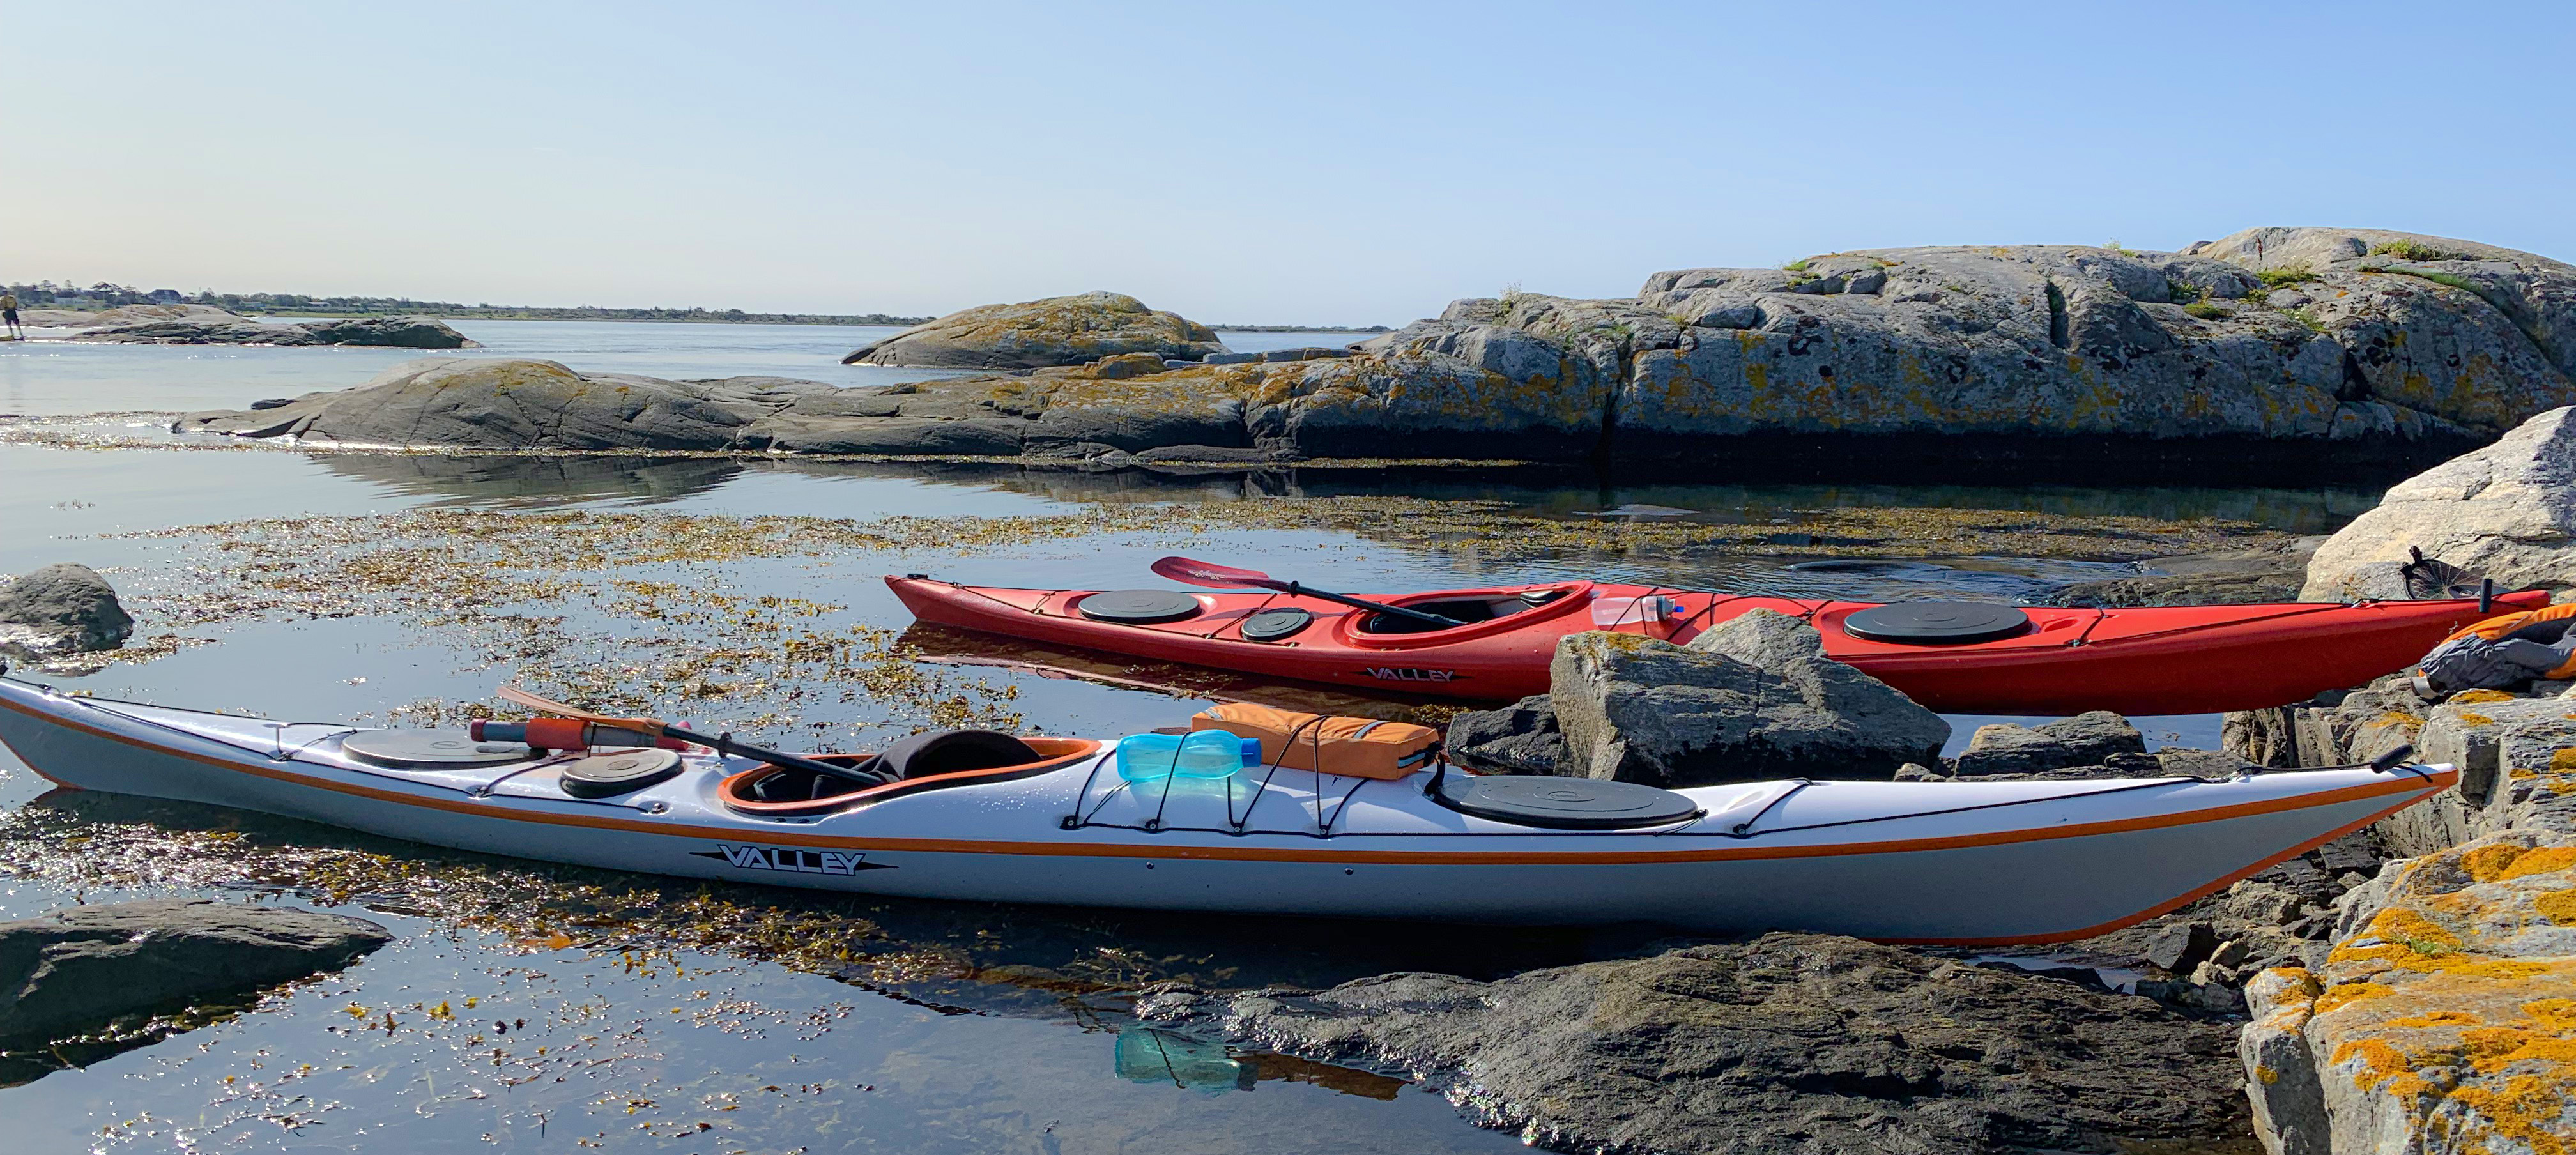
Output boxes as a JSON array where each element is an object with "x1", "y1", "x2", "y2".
[
  {"x1": 0, "y1": 563, "x2": 132, "y2": 659},
  {"x1": 2304, "y1": 404, "x2": 2576, "y2": 599},
  {"x1": 842, "y1": 291, "x2": 1225, "y2": 368},
  {"x1": 1548, "y1": 611, "x2": 1949, "y2": 786},
  {"x1": 0, "y1": 899, "x2": 391, "y2": 1046},
  {"x1": 1137, "y1": 933, "x2": 2250, "y2": 1155}
]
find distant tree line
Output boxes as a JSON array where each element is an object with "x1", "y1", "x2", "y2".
[{"x1": 0, "y1": 280, "x2": 931, "y2": 326}]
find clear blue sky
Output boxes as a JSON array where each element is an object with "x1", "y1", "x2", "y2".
[{"x1": 3, "y1": 1, "x2": 2568, "y2": 325}]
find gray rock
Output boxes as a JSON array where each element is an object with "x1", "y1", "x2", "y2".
[
  {"x1": 1443, "y1": 695, "x2": 1567, "y2": 774},
  {"x1": 1128, "y1": 445, "x2": 1282, "y2": 465},
  {"x1": 2143, "y1": 921, "x2": 2219, "y2": 974},
  {"x1": 296, "y1": 315, "x2": 476, "y2": 349},
  {"x1": 1138, "y1": 934, "x2": 2250, "y2": 1155},
  {"x1": 841, "y1": 292, "x2": 1227, "y2": 369},
  {"x1": 0, "y1": 899, "x2": 390, "y2": 1044},
  {"x1": 68, "y1": 310, "x2": 474, "y2": 349},
  {"x1": 1549, "y1": 611, "x2": 1949, "y2": 786},
  {"x1": 0, "y1": 563, "x2": 134, "y2": 655},
  {"x1": 2304, "y1": 404, "x2": 2576, "y2": 597},
  {"x1": 1952, "y1": 711, "x2": 2146, "y2": 776},
  {"x1": 1204, "y1": 351, "x2": 1262, "y2": 365}
]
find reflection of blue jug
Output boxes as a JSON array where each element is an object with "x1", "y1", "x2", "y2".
[
  {"x1": 1113, "y1": 1028, "x2": 1252, "y2": 1092},
  {"x1": 1115, "y1": 731, "x2": 1262, "y2": 784}
]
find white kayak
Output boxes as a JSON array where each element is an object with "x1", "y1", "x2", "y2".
[{"x1": 0, "y1": 677, "x2": 2453, "y2": 945}]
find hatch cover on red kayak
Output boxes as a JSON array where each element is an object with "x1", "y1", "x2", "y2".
[
  {"x1": 1842, "y1": 601, "x2": 2032, "y2": 645},
  {"x1": 1078, "y1": 590, "x2": 1204, "y2": 624}
]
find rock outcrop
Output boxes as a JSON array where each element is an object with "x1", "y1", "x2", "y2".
[
  {"x1": 177, "y1": 358, "x2": 842, "y2": 450},
  {"x1": 1138, "y1": 933, "x2": 2250, "y2": 1155},
  {"x1": 843, "y1": 291, "x2": 1226, "y2": 368},
  {"x1": 175, "y1": 228, "x2": 2576, "y2": 477},
  {"x1": 1441, "y1": 694, "x2": 1567, "y2": 774},
  {"x1": 0, "y1": 899, "x2": 390, "y2": 1044},
  {"x1": 1547, "y1": 611, "x2": 1949, "y2": 786},
  {"x1": 2303, "y1": 406, "x2": 2576, "y2": 599},
  {"x1": 2240, "y1": 832, "x2": 2576, "y2": 1155},
  {"x1": 0, "y1": 563, "x2": 133, "y2": 659},
  {"x1": 68, "y1": 308, "x2": 476, "y2": 349}
]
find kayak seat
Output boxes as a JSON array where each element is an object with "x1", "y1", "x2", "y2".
[{"x1": 719, "y1": 735, "x2": 1105, "y2": 817}]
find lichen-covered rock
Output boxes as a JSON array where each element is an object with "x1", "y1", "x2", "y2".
[
  {"x1": 0, "y1": 563, "x2": 132, "y2": 657},
  {"x1": 2046, "y1": 538, "x2": 2322, "y2": 607},
  {"x1": 176, "y1": 358, "x2": 837, "y2": 450},
  {"x1": 841, "y1": 291, "x2": 1225, "y2": 369},
  {"x1": 2240, "y1": 831, "x2": 2576, "y2": 1155},
  {"x1": 1138, "y1": 933, "x2": 2250, "y2": 1155},
  {"x1": 1547, "y1": 611, "x2": 1948, "y2": 786},
  {"x1": 2304, "y1": 406, "x2": 2576, "y2": 599},
  {"x1": 0, "y1": 899, "x2": 390, "y2": 1044}
]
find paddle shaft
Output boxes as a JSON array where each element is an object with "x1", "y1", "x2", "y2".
[
  {"x1": 660, "y1": 723, "x2": 887, "y2": 787},
  {"x1": 1276, "y1": 581, "x2": 1466, "y2": 629},
  {"x1": 494, "y1": 687, "x2": 883, "y2": 786}
]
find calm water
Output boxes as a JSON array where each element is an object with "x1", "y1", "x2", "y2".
[
  {"x1": 0, "y1": 322, "x2": 2368, "y2": 1150},
  {"x1": 0, "y1": 321, "x2": 1374, "y2": 417}
]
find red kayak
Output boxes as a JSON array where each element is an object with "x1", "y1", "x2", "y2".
[{"x1": 886, "y1": 574, "x2": 2542, "y2": 715}]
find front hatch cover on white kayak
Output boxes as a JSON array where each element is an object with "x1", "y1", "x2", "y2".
[
  {"x1": 1435, "y1": 774, "x2": 1701, "y2": 830},
  {"x1": 562, "y1": 748, "x2": 683, "y2": 798},
  {"x1": 342, "y1": 729, "x2": 532, "y2": 769}
]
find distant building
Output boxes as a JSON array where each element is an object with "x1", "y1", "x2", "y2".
[{"x1": 146, "y1": 289, "x2": 183, "y2": 305}]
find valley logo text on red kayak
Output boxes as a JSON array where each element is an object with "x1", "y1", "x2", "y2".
[{"x1": 1358, "y1": 667, "x2": 1463, "y2": 683}]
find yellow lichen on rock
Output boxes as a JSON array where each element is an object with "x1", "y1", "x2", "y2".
[{"x1": 2280, "y1": 832, "x2": 2576, "y2": 1152}]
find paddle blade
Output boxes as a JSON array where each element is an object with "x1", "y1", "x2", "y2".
[{"x1": 1151, "y1": 556, "x2": 1287, "y2": 592}]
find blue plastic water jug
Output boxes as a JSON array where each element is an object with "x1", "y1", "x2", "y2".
[{"x1": 1116, "y1": 731, "x2": 1261, "y2": 783}]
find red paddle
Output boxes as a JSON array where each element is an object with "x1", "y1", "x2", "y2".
[{"x1": 1150, "y1": 556, "x2": 1466, "y2": 629}]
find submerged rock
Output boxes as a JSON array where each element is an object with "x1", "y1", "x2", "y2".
[
  {"x1": 842, "y1": 291, "x2": 1226, "y2": 369},
  {"x1": 0, "y1": 563, "x2": 132, "y2": 658},
  {"x1": 2303, "y1": 405, "x2": 2576, "y2": 599},
  {"x1": 1139, "y1": 933, "x2": 2249, "y2": 1155},
  {"x1": 1548, "y1": 610, "x2": 1949, "y2": 786},
  {"x1": 0, "y1": 899, "x2": 390, "y2": 1045},
  {"x1": 2045, "y1": 537, "x2": 2323, "y2": 608}
]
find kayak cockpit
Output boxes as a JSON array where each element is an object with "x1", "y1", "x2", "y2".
[
  {"x1": 719, "y1": 734, "x2": 1101, "y2": 818},
  {"x1": 1349, "y1": 583, "x2": 1589, "y2": 637}
]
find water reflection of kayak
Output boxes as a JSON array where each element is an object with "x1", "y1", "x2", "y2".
[
  {"x1": 887, "y1": 574, "x2": 2541, "y2": 714},
  {"x1": 0, "y1": 677, "x2": 2452, "y2": 944}
]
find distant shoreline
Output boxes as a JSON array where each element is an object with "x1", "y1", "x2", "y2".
[{"x1": 252, "y1": 310, "x2": 1390, "y2": 332}]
